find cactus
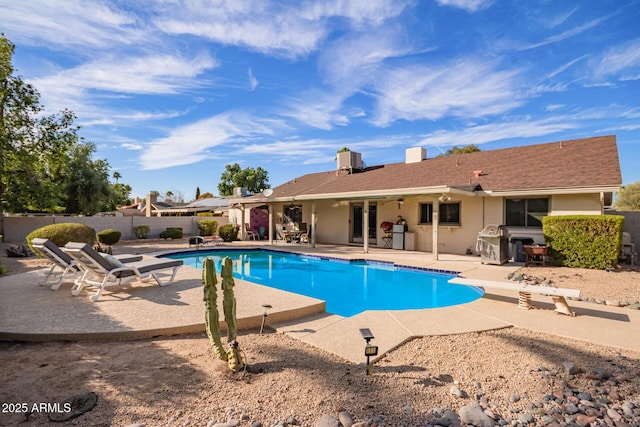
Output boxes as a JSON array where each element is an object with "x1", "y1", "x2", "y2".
[
  {"x1": 221, "y1": 256, "x2": 243, "y2": 371},
  {"x1": 202, "y1": 257, "x2": 227, "y2": 361},
  {"x1": 202, "y1": 256, "x2": 244, "y2": 371}
]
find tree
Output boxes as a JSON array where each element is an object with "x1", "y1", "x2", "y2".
[
  {"x1": 1, "y1": 34, "x2": 42, "y2": 220},
  {"x1": 218, "y1": 163, "x2": 270, "y2": 196},
  {"x1": 162, "y1": 190, "x2": 184, "y2": 204},
  {"x1": 195, "y1": 186, "x2": 201, "y2": 200},
  {"x1": 198, "y1": 191, "x2": 214, "y2": 199},
  {"x1": 1, "y1": 34, "x2": 119, "y2": 218},
  {"x1": 113, "y1": 171, "x2": 121, "y2": 183},
  {"x1": 613, "y1": 181, "x2": 640, "y2": 211},
  {"x1": 64, "y1": 142, "x2": 111, "y2": 215},
  {"x1": 437, "y1": 144, "x2": 482, "y2": 156}
]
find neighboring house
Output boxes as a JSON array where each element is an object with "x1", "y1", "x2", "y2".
[
  {"x1": 230, "y1": 135, "x2": 622, "y2": 257},
  {"x1": 152, "y1": 197, "x2": 229, "y2": 216},
  {"x1": 120, "y1": 194, "x2": 229, "y2": 217}
]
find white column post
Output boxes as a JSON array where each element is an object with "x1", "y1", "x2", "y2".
[
  {"x1": 268, "y1": 204, "x2": 274, "y2": 245},
  {"x1": 363, "y1": 200, "x2": 369, "y2": 253},
  {"x1": 311, "y1": 202, "x2": 317, "y2": 248},
  {"x1": 432, "y1": 199, "x2": 439, "y2": 261}
]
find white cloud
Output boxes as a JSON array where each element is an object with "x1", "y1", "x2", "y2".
[
  {"x1": 140, "y1": 112, "x2": 276, "y2": 170},
  {"x1": 27, "y1": 52, "x2": 217, "y2": 127},
  {"x1": 34, "y1": 52, "x2": 218, "y2": 96},
  {"x1": 121, "y1": 143, "x2": 144, "y2": 151},
  {"x1": 522, "y1": 16, "x2": 608, "y2": 50},
  {"x1": 545, "y1": 104, "x2": 566, "y2": 112},
  {"x1": 301, "y1": 0, "x2": 411, "y2": 26},
  {"x1": 418, "y1": 118, "x2": 579, "y2": 147},
  {"x1": 153, "y1": 0, "x2": 410, "y2": 59},
  {"x1": 592, "y1": 38, "x2": 640, "y2": 81},
  {"x1": 371, "y1": 59, "x2": 523, "y2": 126},
  {"x1": 248, "y1": 68, "x2": 258, "y2": 91},
  {"x1": 0, "y1": 1, "x2": 145, "y2": 49},
  {"x1": 544, "y1": 6, "x2": 579, "y2": 29},
  {"x1": 319, "y1": 27, "x2": 416, "y2": 86},
  {"x1": 546, "y1": 56, "x2": 586, "y2": 79},
  {"x1": 280, "y1": 91, "x2": 355, "y2": 130},
  {"x1": 154, "y1": 1, "x2": 327, "y2": 59},
  {"x1": 436, "y1": 0, "x2": 494, "y2": 12}
]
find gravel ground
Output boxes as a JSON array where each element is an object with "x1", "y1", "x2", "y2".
[{"x1": 0, "y1": 240, "x2": 639, "y2": 426}]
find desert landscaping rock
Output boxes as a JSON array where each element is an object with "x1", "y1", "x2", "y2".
[
  {"x1": 459, "y1": 404, "x2": 495, "y2": 427},
  {"x1": 315, "y1": 414, "x2": 341, "y2": 427}
]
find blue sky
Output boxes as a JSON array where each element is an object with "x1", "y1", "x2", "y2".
[{"x1": 2, "y1": 0, "x2": 640, "y2": 201}]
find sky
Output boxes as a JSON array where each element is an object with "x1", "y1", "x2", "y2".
[{"x1": 2, "y1": 0, "x2": 640, "y2": 201}]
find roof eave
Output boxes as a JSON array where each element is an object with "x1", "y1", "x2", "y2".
[
  {"x1": 484, "y1": 185, "x2": 621, "y2": 197},
  {"x1": 279, "y1": 186, "x2": 477, "y2": 201}
]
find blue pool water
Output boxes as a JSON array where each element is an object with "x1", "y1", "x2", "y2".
[{"x1": 166, "y1": 249, "x2": 483, "y2": 317}]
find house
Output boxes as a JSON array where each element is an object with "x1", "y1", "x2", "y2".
[
  {"x1": 121, "y1": 194, "x2": 230, "y2": 217},
  {"x1": 230, "y1": 135, "x2": 622, "y2": 258},
  {"x1": 151, "y1": 197, "x2": 229, "y2": 216}
]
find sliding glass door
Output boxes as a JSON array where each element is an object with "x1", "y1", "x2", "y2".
[{"x1": 350, "y1": 202, "x2": 377, "y2": 244}]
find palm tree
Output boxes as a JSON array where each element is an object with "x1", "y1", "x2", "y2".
[{"x1": 113, "y1": 171, "x2": 122, "y2": 183}]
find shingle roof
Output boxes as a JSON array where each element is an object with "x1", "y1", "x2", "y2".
[{"x1": 269, "y1": 135, "x2": 621, "y2": 199}]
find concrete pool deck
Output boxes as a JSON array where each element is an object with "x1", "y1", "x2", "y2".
[{"x1": 1, "y1": 241, "x2": 638, "y2": 363}]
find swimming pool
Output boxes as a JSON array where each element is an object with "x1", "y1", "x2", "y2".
[{"x1": 165, "y1": 249, "x2": 483, "y2": 317}]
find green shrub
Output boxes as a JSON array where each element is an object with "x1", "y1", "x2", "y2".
[
  {"x1": 160, "y1": 227, "x2": 183, "y2": 239},
  {"x1": 95, "y1": 229, "x2": 121, "y2": 254},
  {"x1": 218, "y1": 224, "x2": 239, "y2": 242},
  {"x1": 26, "y1": 223, "x2": 96, "y2": 253},
  {"x1": 133, "y1": 225, "x2": 150, "y2": 239},
  {"x1": 198, "y1": 220, "x2": 219, "y2": 236},
  {"x1": 97, "y1": 229, "x2": 122, "y2": 245},
  {"x1": 543, "y1": 215, "x2": 624, "y2": 269}
]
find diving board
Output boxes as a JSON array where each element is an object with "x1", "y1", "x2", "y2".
[{"x1": 449, "y1": 277, "x2": 580, "y2": 316}]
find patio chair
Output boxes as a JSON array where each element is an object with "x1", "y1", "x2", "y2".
[
  {"x1": 298, "y1": 223, "x2": 310, "y2": 244},
  {"x1": 244, "y1": 224, "x2": 259, "y2": 241},
  {"x1": 62, "y1": 242, "x2": 183, "y2": 301},
  {"x1": 275, "y1": 224, "x2": 291, "y2": 243},
  {"x1": 31, "y1": 238, "x2": 142, "y2": 290}
]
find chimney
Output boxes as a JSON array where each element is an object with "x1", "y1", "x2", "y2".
[
  {"x1": 145, "y1": 193, "x2": 157, "y2": 217},
  {"x1": 406, "y1": 147, "x2": 426, "y2": 164}
]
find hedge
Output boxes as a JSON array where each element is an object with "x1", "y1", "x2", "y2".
[
  {"x1": 198, "y1": 220, "x2": 218, "y2": 236},
  {"x1": 26, "y1": 223, "x2": 96, "y2": 254},
  {"x1": 160, "y1": 227, "x2": 183, "y2": 239},
  {"x1": 218, "y1": 224, "x2": 239, "y2": 242},
  {"x1": 543, "y1": 215, "x2": 624, "y2": 269}
]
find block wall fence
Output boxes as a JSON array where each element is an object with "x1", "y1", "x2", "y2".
[{"x1": 3, "y1": 215, "x2": 230, "y2": 243}]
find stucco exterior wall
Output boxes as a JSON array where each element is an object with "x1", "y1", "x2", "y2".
[
  {"x1": 550, "y1": 194, "x2": 603, "y2": 215},
  {"x1": 222, "y1": 192, "x2": 611, "y2": 255},
  {"x1": 314, "y1": 201, "x2": 350, "y2": 244}
]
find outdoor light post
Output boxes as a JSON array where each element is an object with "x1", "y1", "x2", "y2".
[{"x1": 359, "y1": 328, "x2": 378, "y2": 375}]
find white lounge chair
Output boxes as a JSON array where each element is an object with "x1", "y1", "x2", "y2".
[
  {"x1": 31, "y1": 238, "x2": 142, "y2": 290},
  {"x1": 62, "y1": 242, "x2": 183, "y2": 301}
]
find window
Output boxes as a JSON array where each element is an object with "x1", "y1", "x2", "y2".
[
  {"x1": 419, "y1": 202, "x2": 461, "y2": 225},
  {"x1": 505, "y1": 198, "x2": 548, "y2": 227},
  {"x1": 284, "y1": 205, "x2": 302, "y2": 223}
]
